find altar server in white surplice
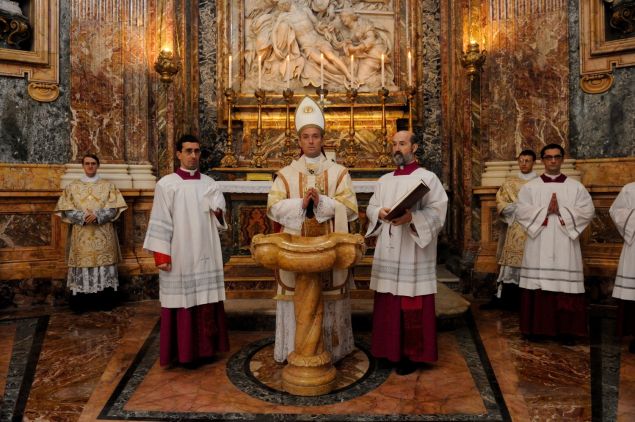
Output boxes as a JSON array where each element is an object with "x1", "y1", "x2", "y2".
[
  {"x1": 143, "y1": 134, "x2": 229, "y2": 367},
  {"x1": 515, "y1": 143, "x2": 595, "y2": 344},
  {"x1": 267, "y1": 96, "x2": 358, "y2": 363},
  {"x1": 610, "y1": 181, "x2": 635, "y2": 353},
  {"x1": 365, "y1": 131, "x2": 448, "y2": 375}
]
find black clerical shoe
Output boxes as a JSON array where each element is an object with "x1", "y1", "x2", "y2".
[
  {"x1": 558, "y1": 335, "x2": 576, "y2": 346},
  {"x1": 395, "y1": 359, "x2": 417, "y2": 376},
  {"x1": 479, "y1": 297, "x2": 502, "y2": 310},
  {"x1": 376, "y1": 358, "x2": 395, "y2": 370}
]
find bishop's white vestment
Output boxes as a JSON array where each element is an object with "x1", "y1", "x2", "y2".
[
  {"x1": 143, "y1": 172, "x2": 228, "y2": 308},
  {"x1": 610, "y1": 182, "x2": 635, "y2": 302},
  {"x1": 515, "y1": 176, "x2": 595, "y2": 293},
  {"x1": 267, "y1": 155, "x2": 358, "y2": 363}
]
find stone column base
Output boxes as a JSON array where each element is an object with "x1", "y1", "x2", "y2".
[{"x1": 60, "y1": 164, "x2": 156, "y2": 189}]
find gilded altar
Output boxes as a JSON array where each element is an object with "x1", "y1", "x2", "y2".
[{"x1": 214, "y1": 0, "x2": 424, "y2": 170}]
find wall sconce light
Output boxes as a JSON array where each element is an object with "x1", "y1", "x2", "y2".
[
  {"x1": 460, "y1": 41, "x2": 486, "y2": 80},
  {"x1": 154, "y1": 47, "x2": 181, "y2": 83}
]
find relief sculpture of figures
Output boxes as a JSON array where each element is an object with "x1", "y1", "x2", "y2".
[{"x1": 244, "y1": 0, "x2": 396, "y2": 92}]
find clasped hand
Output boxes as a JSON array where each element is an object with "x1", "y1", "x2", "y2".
[
  {"x1": 378, "y1": 207, "x2": 412, "y2": 226},
  {"x1": 84, "y1": 209, "x2": 98, "y2": 224},
  {"x1": 547, "y1": 193, "x2": 560, "y2": 215},
  {"x1": 302, "y1": 188, "x2": 320, "y2": 209}
]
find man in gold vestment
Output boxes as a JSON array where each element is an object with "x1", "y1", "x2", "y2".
[
  {"x1": 55, "y1": 154, "x2": 127, "y2": 312},
  {"x1": 267, "y1": 96, "x2": 358, "y2": 363},
  {"x1": 482, "y1": 150, "x2": 537, "y2": 310}
]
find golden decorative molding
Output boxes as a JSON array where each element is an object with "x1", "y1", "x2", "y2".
[
  {"x1": 27, "y1": 81, "x2": 59, "y2": 102},
  {"x1": 580, "y1": 72, "x2": 615, "y2": 94},
  {"x1": 579, "y1": 0, "x2": 635, "y2": 94},
  {"x1": 0, "y1": 0, "x2": 59, "y2": 102}
]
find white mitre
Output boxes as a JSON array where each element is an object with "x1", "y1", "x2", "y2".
[{"x1": 295, "y1": 96, "x2": 325, "y2": 134}]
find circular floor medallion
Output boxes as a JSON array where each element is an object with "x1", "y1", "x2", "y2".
[{"x1": 226, "y1": 336, "x2": 391, "y2": 406}]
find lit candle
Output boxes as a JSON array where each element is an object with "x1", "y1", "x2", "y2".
[
  {"x1": 228, "y1": 55, "x2": 232, "y2": 89},
  {"x1": 350, "y1": 54, "x2": 354, "y2": 85},
  {"x1": 286, "y1": 55, "x2": 290, "y2": 89},
  {"x1": 381, "y1": 54, "x2": 385, "y2": 88},
  {"x1": 258, "y1": 54, "x2": 262, "y2": 89},
  {"x1": 407, "y1": 50, "x2": 412, "y2": 86},
  {"x1": 320, "y1": 53, "x2": 324, "y2": 90}
]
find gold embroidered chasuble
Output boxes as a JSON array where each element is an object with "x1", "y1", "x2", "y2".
[
  {"x1": 496, "y1": 176, "x2": 532, "y2": 268},
  {"x1": 266, "y1": 155, "x2": 358, "y2": 363},
  {"x1": 55, "y1": 180, "x2": 127, "y2": 267},
  {"x1": 267, "y1": 156, "x2": 358, "y2": 298}
]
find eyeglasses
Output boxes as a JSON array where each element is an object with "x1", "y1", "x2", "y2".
[{"x1": 542, "y1": 155, "x2": 563, "y2": 161}]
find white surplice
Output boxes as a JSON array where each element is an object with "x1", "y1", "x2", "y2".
[
  {"x1": 267, "y1": 155, "x2": 358, "y2": 363},
  {"x1": 610, "y1": 182, "x2": 635, "y2": 301},
  {"x1": 143, "y1": 173, "x2": 228, "y2": 308},
  {"x1": 516, "y1": 176, "x2": 595, "y2": 293},
  {"x1": 365, "y1": 168, "x2": 448, "y2": 296}
]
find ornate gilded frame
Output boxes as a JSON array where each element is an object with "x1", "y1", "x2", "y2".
[
  {"x1": 579, "y1": 0, "x2": 635, "y2": 94},
  {"x1": 215, "y1": 0, "x2": 420, "y2": 120},
  {"x1": 0, "y1": 0, "x2": 60, "y2": 102}
]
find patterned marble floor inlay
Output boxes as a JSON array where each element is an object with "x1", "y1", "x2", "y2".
[
  {"x1": 226, "y1": 336, "x2": 388, "y2": 406},
  {"x1": 0, "y1": 316, "x2": 49, "y2": 422},
  {"x1": 97, "y1": 312, "x2": 511, "y2": 420}
]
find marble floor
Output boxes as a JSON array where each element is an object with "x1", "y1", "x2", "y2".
[{"x1": 0, "y1": 300, "x2": 633, "y2": 421}]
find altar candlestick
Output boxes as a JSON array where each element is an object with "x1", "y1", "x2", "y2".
[
  {"x1": 258, "y1": 54, "x2": 262, "y2": 89},
  {"x1": 350, "y1": 54, "x2": 354, "y2": 84},
  {"x1": 228, "y1": 55, "x2": 232, "y2": 88},
  {"x1": 286, "y1": 55, "x2": 290, "y2": 89},
  {"x1": 320, "y1": 53, "x2": 324, "y2": 89},
  {"x1": 381, "y1": 54, "x2": 385, "y2": 88},
  {"x1": 407, "y1": 50, "x2": 412, "y2": 86}
]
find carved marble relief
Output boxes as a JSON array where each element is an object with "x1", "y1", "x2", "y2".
[{"x1": 234, "y1": 0, "x2": 399, "y2": 93}]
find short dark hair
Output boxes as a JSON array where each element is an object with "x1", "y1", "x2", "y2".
[
  {"x1": 540, "y1": 143, "x2": 565, "y2": 158},
  {"x1": 177, "y1": 134, "x2": 200, "y2": 152},
  {"x1": 82, "y1": 153, "x2": 100, "y2": 166},
  {"x1": 518, "y1": 149, "x2": 536, "y2": 161}
]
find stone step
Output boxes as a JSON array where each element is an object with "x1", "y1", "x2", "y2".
[{"x1": 225, "y1": 266, "x2": 469, "y2": 331}]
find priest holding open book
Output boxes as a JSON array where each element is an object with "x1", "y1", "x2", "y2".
[{"x1": 365, "y1": 130, "x2": 448, "y2": 375}]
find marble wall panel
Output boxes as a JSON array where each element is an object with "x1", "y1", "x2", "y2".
[
  {"x1": 418, "y1": 0, "x2": 443, "y2": 177},
  {"x1": 198, "y1": 0, "x2": 225, "y2": 170},
  {"x1": 123, "y1": 25, "x2": 150, "y2": 164},
  {"x1": 0, "y1": 214, "x2": 51, "y2": 248},
  {"x1": 483, "y1": 0, "x2": 569, "y2": 161},
  {"x1": 568, "y1": 2, "x2": 635, "y2": 159},
  {"x1": 69, "y1": 0, "x2": 154, "y2": 164},
  {"x1": 0, "y1": 0, "x2": 71, "y2": 164},
  {"x1": 0, "y1": 164, "x2": 65, "y2": 190},
  {"x1": 70, "y1": 23, "x2": 125, "y2": 161}
]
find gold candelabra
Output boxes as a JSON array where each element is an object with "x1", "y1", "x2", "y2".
[
  {"x1": 375, "y1": 87, "x2": 392, "y2": 167},
  {"x1": 154, "y1": 48, "x2": 181, "y2": 84},
  {"x1": 282, "y1": 88, "x2": 295, "y2": 166},
  {"x1": 220, "y1": 88, "x2": 238, "y2": 168},
  {"x1": 407, "y1": 85, "x2": 416, "y2": 132},
  {"x1": 460, "y1": 41, "x2": 487, "y2": 80},
  {"x1": 343, "y1": 88, "x2": 358, "y2": 168},
  {"x1": 316, "y1": 87, "x2": 329, "y2": 110},
  {"x1": 251, "y1": 88, "x2": 266, "y2": 168}
]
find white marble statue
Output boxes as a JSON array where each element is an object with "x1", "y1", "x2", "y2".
[
  {"x1": 243, "y1": 0, "x2": 395, "y2": 92},
  {"x1": 0, "y1": 0, "x2": 25, "y2": 17}
]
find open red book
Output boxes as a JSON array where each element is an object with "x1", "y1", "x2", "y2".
[{"x1": 384, "y1": 179, "x2": 430, "y2": 220}]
